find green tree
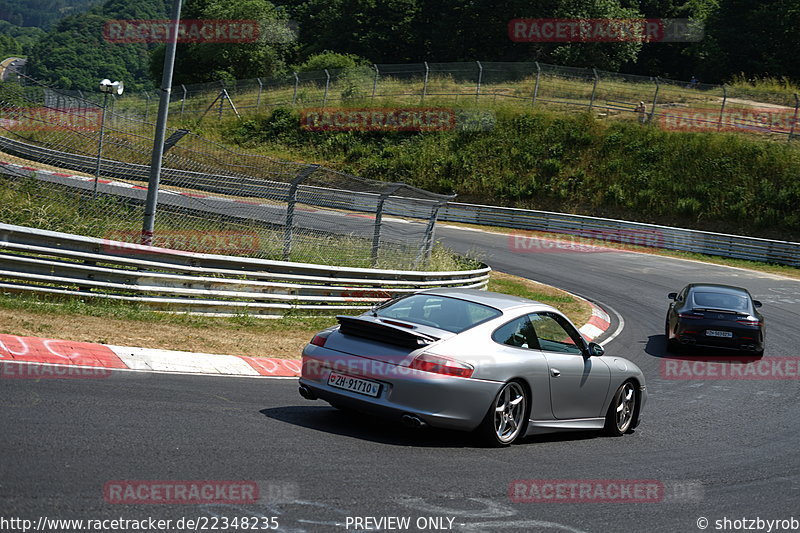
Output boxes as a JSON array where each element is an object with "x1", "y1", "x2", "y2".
[
  {"x1": 151, "y1": 0, "x2": 297, "y2": 84},
  {"x1": 0, "y1": 33, "x2": 22, "y2": 58},
  {"x1": 700, "y1": 0, "x2": 800, "y2": 82},
  {"x1": 25, "y1": 0, "x2": 168, "y2": 91}
]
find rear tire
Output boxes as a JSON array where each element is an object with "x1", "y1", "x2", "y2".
[
  {"x1": 604, "y1": 381, "x2": 637, "y2": 437},
  {"x1": 477, "y1": 380, "x2": 529, "y2": 447},
  {"x1": 665, "y1": 321, "x2": 679, "y2": 352}
]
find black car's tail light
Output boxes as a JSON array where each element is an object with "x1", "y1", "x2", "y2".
[{"x1": 736, "y1": 318, "x2": 763, "y2": 327}]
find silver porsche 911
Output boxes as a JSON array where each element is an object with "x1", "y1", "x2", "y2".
[{"x1": 298, "y1": 289, "x2": 646, "y2": 446}]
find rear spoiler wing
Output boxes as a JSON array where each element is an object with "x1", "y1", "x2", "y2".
[{"x1": 336, "y1": 316, "x2": 439, "y2": 348}]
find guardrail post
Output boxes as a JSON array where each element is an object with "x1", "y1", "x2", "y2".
[
  {"x1": 589, "y1": 68, "x2": 598, "y2": 110},
  {"x1": 476, "y1": 61, "x2": 483, "y2": 102},
  {"x1": 371, "y1": 64, "x2": 379, "y2": 101},
  {"x1": 789, "y1": 93, "x2": 799, "y2": 142},
  {"x1": 649, "y1": 76, "x2": 660, "y2": 123},
  {"x1": 292, "y1": 71, "x2": 299, "y2": 105},
  {"x1": 371, "y1": 184, "x2": 403, "y2": 267},
  {"x1": 256, "y1": 77, "x2": 263, "y2": 112},
  {"x1": 322, "y1": 69, "x2": 330, "y2": 106},
  {"x1": 718, "y1": 84, "x2": 727, "y2": 131},
  {"x1": 421, "y1": 62, "x2": 429, "y2": 104},
  {"x1": 532, "y1": 62, "x2": 541, "y2": 107},
  {"x1": 179, "y1": 84, "x2": 187, "y2": 118},
  {"x1": 283, "y1": 164, "x2": 319, "y2": 261}
]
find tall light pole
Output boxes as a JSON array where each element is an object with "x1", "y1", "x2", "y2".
[
  {"x1": 93, "y1": 78, "x2": 123, "y2": 199},
  {"x1": 141, "y1": 0, "x2": 182, "y2": 245}
]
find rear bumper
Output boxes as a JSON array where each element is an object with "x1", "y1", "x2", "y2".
[
  {"x1": 675, "y1": 327, "x2": 763, "y2": 352},
  {"x1": 299, "y1": 345, "x2": 503, "y2": 432}
]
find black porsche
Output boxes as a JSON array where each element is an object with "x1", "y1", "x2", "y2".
[{"x1": 665, "y1": 283, "x2": 765, "y2": 356}]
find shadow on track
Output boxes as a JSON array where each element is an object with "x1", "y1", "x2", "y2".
[
  {"x1": 644, "y1": 334, "x2": 763, "y2": 362},
  {"x1": 260, "y1": 405, "x2": 608, "y2": 447}
]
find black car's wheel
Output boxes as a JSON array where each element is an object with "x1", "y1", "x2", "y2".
[
  {"x1": 604, "y1": 381, "x2": 637, "y2": 437},
  {"x1": 478, "y1": 380, "x2": 529, "y2": 447},
  {"x1": 665, "y1": 321, "x2": 679, "y2": 352}
]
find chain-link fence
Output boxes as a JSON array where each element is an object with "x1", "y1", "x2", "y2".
[
  {"x1": 37, "y1": 61, "x2": 796, "y2": 141},
  {"x1": 0, "y1": 76, "x2": 456, "y2": 270}
]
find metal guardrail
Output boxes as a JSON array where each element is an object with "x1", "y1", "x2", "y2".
[
  {"x1": 0, "y1": 136, "x2": 440, "y2": 219},
  {"x1": 0, "y1": 223, "x2": 491, "y2": 316},
  {"x1": 1, "y1": 136, "x2": 798, "y2": 267},
  {"x1": 440, "y1": 203, "x2": 800, "y2": 267}
]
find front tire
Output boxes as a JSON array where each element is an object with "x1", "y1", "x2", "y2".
[
  {"x1": 604, "y1": 381, "x2": 636, "y2": 436},
  {"x1": 477, "y1": 380, "x2": 529, "y2": 447}
]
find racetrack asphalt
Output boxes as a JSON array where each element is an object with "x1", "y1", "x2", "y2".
[{"x1": 2, "y1": 169, "x2": 800, "y2": 532}]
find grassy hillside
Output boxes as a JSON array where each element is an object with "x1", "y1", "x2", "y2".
[{"x1": 217, "y1": 107, "x2": 800, "y2": 241}]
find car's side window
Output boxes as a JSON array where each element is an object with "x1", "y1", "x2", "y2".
[
  {"x1": 492, "y1": 315, "x2": 539, "y2": 350},
  {"x1": 528, "y1": 313, "x2": 584, "y2": 355}
]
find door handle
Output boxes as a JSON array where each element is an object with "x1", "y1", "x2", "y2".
[{"x1": 550, "y1": 368, "x2": 561, "y2": 377}]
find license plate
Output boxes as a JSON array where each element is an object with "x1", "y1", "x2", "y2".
[
  {"x1": 327, "y1": 372, "x2": 381, "y2": 397},
  {"x1": 706, "y1": 330, "x2": 733, "y2": 338}
]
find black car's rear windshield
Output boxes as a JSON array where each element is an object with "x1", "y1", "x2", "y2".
[
  {"x1": 692, "y1": 291, "x2": 750, "y2": 312},
  {"x1": 375, "y1": 294, "x2": 502, "y2": 333}
]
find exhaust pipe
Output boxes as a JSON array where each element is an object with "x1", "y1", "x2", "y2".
[
  {"x1": 298, "y1": 384, "x2": 317, "y2": 401},
  {"x1": 401, "y1": 414, "x2": 428, "y2": 428}
]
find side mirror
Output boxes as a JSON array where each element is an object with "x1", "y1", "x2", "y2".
[
  {"x1": 587, "y1": 342, "x2": 605, "y2": 357},
  {"x1": 667, "y1": 292, "x2": 678, "y2": 300},
  {"x1": 753, "y1": 300, "x2": 762, "y2": 308}
]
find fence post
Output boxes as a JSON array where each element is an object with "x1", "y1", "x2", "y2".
[
  {"x1": 422, "y1": 62, "x2": 429, "y2": 104},
  {"x1": 292, "y1": 71, "x2": 299, "y2": 105},
  {"x1": 589, "y1": 68, "x2": 598, "y2": 110},
  {"x1": 476, "y1": 61, "x2": 483, "y2": 102},
  {"x1": 532, "y1": 62, "x2": 541, "y2": 106},
  {"x1": 179, "y1": 84, "x2": 186, "y2": 118},
  {"x1": 144, "y1": 91, "x2": 151, "y2": 121},
  {"x1": 256, "y1": 77, "x2": 263, "y2": 111},
  {"x1": 649, "y1": 76, "x2": 660, "y2": 123},
  {"x1": 371, "y1": 184, "x2": 402, "y2": 267},
  {"x1": 322, "y1": 69, "x2": 330, "y2": 106},
  {"x1": 218, "y1": 85, "x2": 224, "y2": 119},
  {"x1": 789, "y1": 93, "x2": 799, "y2": 142},
  {"x1": 371, "y1": 64, "x2": 379, "y2": 101},
  {"x1": 283, "y1": 164, "x2": 319, "y2": 261},
  {"x1": 717, "y1": 84, "x2": 727, "y2": 131},
  {"x1": 416, "y1": 200, "x2": 447, "y2": 267}
]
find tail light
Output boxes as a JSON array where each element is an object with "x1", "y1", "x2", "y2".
[
  {"x1": 736, "y1": 318, "x2": 762, "y2": 327},
  {"x1": 410, "y1": 353, "x2": 474, "y2": 378},
  {"x1": 310, "y1": 334, "x2": 328, "y2": 347},
  {"x1": 678, "y1": 312, "x2": 703, "y2": 320}
]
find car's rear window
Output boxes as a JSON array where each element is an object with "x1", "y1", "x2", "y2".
[
  {"x1": 692, "y1": 291, "x2": 750, "y2": 312},
  {"x1": 375, "y1": 294, "x2": 501, "y2": 333}
]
